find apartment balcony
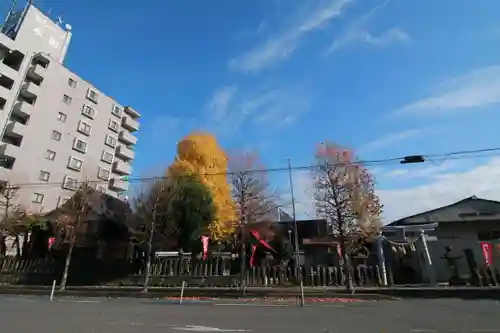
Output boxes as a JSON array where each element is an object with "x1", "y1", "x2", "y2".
[
  {"x1": 118, "y1": 130, "x2": 137, "y2": 145},
  {"x1": 20, "y1": 82, "x2": 40, "y2": 100},
  {"x1": 0, "y1": 143, "x2": 20, "y2": 158},
  {"x1": 4, "y1": 121, "x2": 26, "y2": 139},
  {"x1": 26, "y1": 64, "x2": 45, "y2": 84},
  {"x1": 0, "y1": 166, "x2": 12, "y2": 181},
  {"x1": 124, "y1": 106, "x2": 141, "y2": 118},
  {"x1": 0, "y1": 84, "x2": 9, "y2": 101},
  {"x1": 121, "y1": 116, "x2": 139, "y2": 132},
  {"x1": 113, "y1": 160, "x2": 132, "y2": 175},
  {"x1": 11, "y1": 101, "x2": 33, "y2": 119},
  {"x1": 115, "y1": 144, "x2": 134, "y2": 161},
  {"x1": 109, "y1": 177, "x2": 129, "y2": 192},
  {"x1": 0, "y1": 62, "x2": 18, "y2": 81}
]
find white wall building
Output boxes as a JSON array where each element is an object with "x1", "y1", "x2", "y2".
[{"x1": 0, "y1": 4, "x2": 139, "y2": 215}]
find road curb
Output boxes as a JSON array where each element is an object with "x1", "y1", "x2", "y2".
[{"x1": 0, "y1": 286, "x2": 499, "y2": 300}]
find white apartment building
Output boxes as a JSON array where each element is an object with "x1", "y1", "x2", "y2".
[{"x1": 0, "y1": 4, "x2": 139, "y2": 213}]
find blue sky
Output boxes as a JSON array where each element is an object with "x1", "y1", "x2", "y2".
[{"x1": 2, "y1": 0, "x2": 500, "y2": 221}]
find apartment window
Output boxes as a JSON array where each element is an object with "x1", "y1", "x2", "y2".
[
  {"x1": 97, "y1": 167, "x2": 110, "y2": 180},
  {"x1": 39, "y1": 170, "x2": 50, "y2": 182},
  {"x1": 68, "y1": 78, "x2": 77, "y2": 88},
  {"x1": 86, "y1": 88, "x2": 99, "y2": 104},
  {"x1": 111, "y1": 104, "x2": 122, "y2": 117},
  {"x1": 45, "y1": 149, "x2": 56, "y2": 161},
  {"x1": 63, "y1": 94, "x2": 72, "y2": 105},
  {"x1": 62, "y1": 175, "x2": 79, "y2": 191},
  {"x1": 81, "y1": 104, "x2": 96, "y2": 119},
  {"x1": 73, "y1": 138, "x2": 87, "y2": 153},
  {"x1": 105, "y1": 135, "x2": 117, "y2": 148},
  {"x1": 108, "y1": 119, "x2": 119, "y2": 132},
  {"x1": 58, "y1": 196, "x2": 71, "y2": 207},
  {"x1": 57, "y1": 112, "x2": 67, "y2": 122},
  {"x1": 77, "y1": 120, "x2": 92, "y2": 136},
  {"x1": 101, "y1": 150, "x2": 114, "y2": 164},
  {"x1": 51, "y1": 130, "x2": 61, "y2": 141},
  {"x1": 67, "y1": 156, "x2": 83, "y2": 171},
  {"x1": 32, "y1": 193, "x2": 44, "y2": 204},
  {"x1": 96, "y1": 185, "x2": 107, "y2": 193}
]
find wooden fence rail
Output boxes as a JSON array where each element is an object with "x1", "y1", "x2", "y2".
[{"x1": 1, "y1": 256, "x2": 498, "y2": 287}]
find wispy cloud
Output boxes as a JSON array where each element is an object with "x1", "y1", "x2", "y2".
[
  {"x1": 326, "y1": 0, "x2": 409, "y2": 53},
  {"x1": 208, "y1": 85, "x2": 238, "y2": 123},
  {"x1": 229, "y1": 0, "x2": 351, "y2": 73},
  {"x1": 206, "y1": 84, "x2": 313, "y2": 135},
  {"x1": 378, "y1": 158, "x2": 500, "y2": 222},
  {"x1": 394, "y1": 65, "x2": 500, "y2": 116},
  {"x1": 382, "y1": 162, "x2": 459, "y2": 180},
  {"x1": 359, "y1": 129, "x2": 426, "y2": 152}
]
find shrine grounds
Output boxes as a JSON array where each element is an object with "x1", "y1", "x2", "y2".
[{"x1": 0, "y1": 295, "x2": 498, "y2": 333}]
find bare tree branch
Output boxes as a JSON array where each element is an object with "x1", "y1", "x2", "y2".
[{"x1": 228, "y1": 151, "x2": 280, "y2": 239}]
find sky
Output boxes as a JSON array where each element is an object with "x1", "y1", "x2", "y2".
[{"x1": 2, "y1": 0, "x2": 500, "y2": 223}]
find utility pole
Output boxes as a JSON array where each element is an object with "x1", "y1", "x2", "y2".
[
  {"x1": 287, "y1": 159, "x2": 304, "y2": 307},
  {"x1": 238, "y1": 172, "x2": 246, "y2": 296},
  {"x1": 143, "y1": 186, "x2": 164, "y2": 293}
]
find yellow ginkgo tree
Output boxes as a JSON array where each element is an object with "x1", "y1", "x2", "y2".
[{"x1": 167, "y1": 132, "x2": 236, "y2": 241}]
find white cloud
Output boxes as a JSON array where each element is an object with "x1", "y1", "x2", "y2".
[
  {"x1": 292, "y1": 158, "x2": 500, "y2": 225},
  {"x1": 326, "y1": 0, "x2": 409, "y2": 53},
  {"x1": 205, "y1": 85, "x2": 312, "y2": 135},
  {"x1": 291, "y1": 170, "x2": 317, "y2": 220},
  {"x1": 395, "y1": 65, "x2": 500, "y2": 116},
  {"x1": 378, "y1": 158, "x2": 500, "y2": 222},
  {"x1": 382, "y1": 161, "x2": 459, "y2": 180},
  {"x1": 359, "y1": 129, "x2": 426, "y2": 152},
  {"x1": 207, "y1": 85, "x2": 238, "y2": 123},
  {"x1": 229, "y1": 0, "x2": 351, "y2": 73},
  {"x1": 328, "y1": 27, "x2": 409, "y2": 52}
]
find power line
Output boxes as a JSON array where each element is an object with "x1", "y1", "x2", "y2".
[{"x1": 4, "y1": 146, "x2": 500, "y2": 190}]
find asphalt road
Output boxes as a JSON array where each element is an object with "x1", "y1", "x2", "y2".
[{"x1": 0, "y1": 295, "x2": 498, "y2": 333}]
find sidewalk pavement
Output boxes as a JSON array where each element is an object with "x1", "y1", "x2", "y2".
[{"x1": 1, "y1": 284, "x2": 499, "y2": 300}]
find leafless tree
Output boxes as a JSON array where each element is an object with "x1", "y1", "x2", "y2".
[
  {"x1": 313, "y1": 142, "x2": 382, "y2": 293},
  {"x1": 50, "y1": 180, "x2": 94, "y2": 290},
  {"x1": 228, "y1": 151, "x2": 280, "y2": 239},
  {"x1": 228, "y1": 151, "x2": 281, "y2": 292}
]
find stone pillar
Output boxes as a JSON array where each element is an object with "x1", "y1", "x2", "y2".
[
  {"x1": 420, "y1": 229, "x2": 436, "y2": 285},
  {"x1": 376, "y1": 234, "x2": 388, "y2": 286}
]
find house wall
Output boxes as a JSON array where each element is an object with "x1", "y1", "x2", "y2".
[{"x1": 392, "y1": 221, "x2": 500, "y2": 283}]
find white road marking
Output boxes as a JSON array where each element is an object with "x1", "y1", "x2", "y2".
[
  {"x1": 214, "y1": 303, "x2": 290, "y2": 307},
  {"x1": 410, "y1": 330, "x2": 437, "y2": 332},
  {"x1": 172, "y1": 325, "x2": 251, "y2": 332},
  {"x1": 56, "y1": 300, "x2": 101, "y2": 303}
]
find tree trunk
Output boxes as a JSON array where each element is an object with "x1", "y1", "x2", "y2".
[
  {"x1": 239, "y1": 226, "x2": 246, "y2": 296},
  {"x1": 0, "y1": 234, "x2": 6, "y2": 256},
  {"x1": 22, "y1": 231, "x2": 30, "y2": 258},
  {"x1": 339, "y1": 233, "x2": 354, "y2": 293},
  {"x1": 60, "y1": 236, "x2": 75, "y2": 291},
  {"x1": 15, "y1": 235, "x2": 21, "y2": 257}
]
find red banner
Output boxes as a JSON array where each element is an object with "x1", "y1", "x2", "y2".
[
  {"x1": 250, "y1": 230, "x2": 276, "y2": 253},
  {"x1": 250, "y1": 244, "x2": 257, "y2": 267},
  {"x1": 48, "y1": 237, "x2": 55, "y2": 249},
  {"x1": 480, "y1": 242, "x2": 493, "y2": 266},
  {"x1": 201, "y1": 236, "x2": 209, "y2": 260}
]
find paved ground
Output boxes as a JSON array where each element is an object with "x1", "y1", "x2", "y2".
[{"x1": 0, "y1": 295, "x2": 498, "y2": 332}]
